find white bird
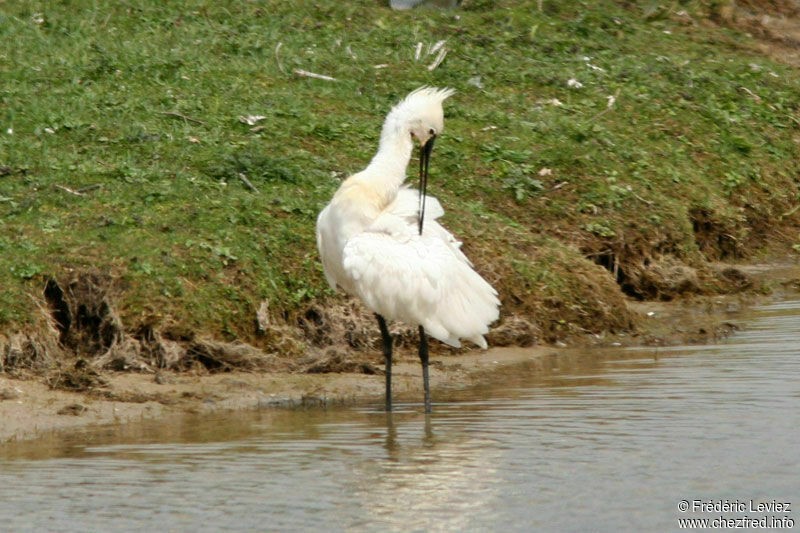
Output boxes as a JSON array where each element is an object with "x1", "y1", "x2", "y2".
[{"x1": 316, "y1": 87, "x2": 500, "y2": 413}]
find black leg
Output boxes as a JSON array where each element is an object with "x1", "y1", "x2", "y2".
[
  {"x1": 418, "y1": 325, "x2": 431, "y2": 413},
  {"x1": 376, "y1": 314, "x2": 393, "y2": 412}
]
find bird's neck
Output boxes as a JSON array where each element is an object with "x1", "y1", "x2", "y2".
[{"x1": 362, "y1": 118, "x2": 414, "y2": 200}]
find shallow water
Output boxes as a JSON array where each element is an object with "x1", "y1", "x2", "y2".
[{"x1": 2, "y1": 299, "x2": 799, "y2": 531}]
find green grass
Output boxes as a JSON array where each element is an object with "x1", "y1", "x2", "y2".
[{"x1": 1, "y1": 0, "x2": 799, "y2": 342}]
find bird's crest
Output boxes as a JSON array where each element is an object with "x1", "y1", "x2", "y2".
[
  {"x1": 389, "y1": 86, "x2": 455, "y2": 121},
  {"x1": 381, "y1": 86, "x2": 455, "y2": 142}
]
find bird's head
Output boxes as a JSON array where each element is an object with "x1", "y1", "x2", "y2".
[
  {"x1": 383, "y1": 86, "x2": 456, "y2": 180},
  {"x1": 407, "y1": 104, "x2": 444, "y2": 148},
  {"x1": 392, "y1": 86, "x2": 455, "y2": 148}
]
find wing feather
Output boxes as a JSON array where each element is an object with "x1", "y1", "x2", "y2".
[{"x1": 342, "y1": 198, "x2": 499, "y2": 348}]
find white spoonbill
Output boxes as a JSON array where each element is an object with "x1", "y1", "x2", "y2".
[{"x1": 316, "y1": 87, "x2": 500, "y2": 413}]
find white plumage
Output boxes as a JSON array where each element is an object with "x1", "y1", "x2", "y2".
[
  {"x1": 316, "y1": 87, "x2": 500, "y2": 411},
  {"x1": 341, "y1": 188, "x2": 498, "y2": 348}
]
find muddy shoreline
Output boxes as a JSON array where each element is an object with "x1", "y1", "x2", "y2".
[
  {"x1": 0, "y1": 345, "x2": 556, "y2": 443},
  {"x1": 2, "y1": 260, "x2": 797, "y2": 444}
]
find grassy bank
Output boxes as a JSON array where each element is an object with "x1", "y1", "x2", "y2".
[{"x1": 1, "y1": 0, "x2": 799, "y2": 375}]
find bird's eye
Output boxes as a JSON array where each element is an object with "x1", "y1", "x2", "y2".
[
  {"x1": 429, "y1": 128, "x2": 436, "y2": 135},
  {"x1": 410, "y1": 131, "x2": 416, "y2": 138}
]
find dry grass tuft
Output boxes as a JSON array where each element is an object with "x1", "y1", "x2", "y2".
[{"x1": 294, "y1": 346, "x2": 382, "y2": 375}]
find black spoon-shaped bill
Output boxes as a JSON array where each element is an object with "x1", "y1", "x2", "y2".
[{"x1": 417, "y1": 135, "x2": 437, "y2": 236}]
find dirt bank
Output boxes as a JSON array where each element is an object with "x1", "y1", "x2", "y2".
[{"x1": 3, "y1": 259, "x2": 797, "y2": 443}]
